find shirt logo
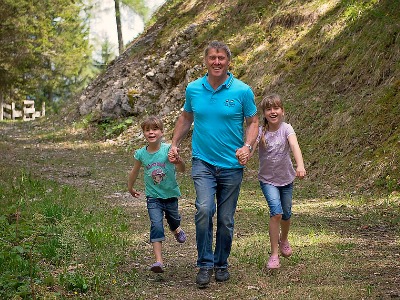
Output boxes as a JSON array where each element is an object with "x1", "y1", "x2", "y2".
[{"x1": 225, "y1": 99, "x2": 235, "y2": 107}]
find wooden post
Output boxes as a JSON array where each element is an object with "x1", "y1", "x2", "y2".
[
  {"x1": 23, "y1": 100, "x2": 35, "y2": 121},
  {"x1": 41, "y1": 102, "x2": 46, "y2": 117},
  {"x1": 0, "y1": 92, "x2": 3, "y2": 121},
  {"x1": 0, "y1": 102, "x2": 3, "y2": 121},
  {"x1": 11, "y1": 102, "x2": 15, "y2": 120}
]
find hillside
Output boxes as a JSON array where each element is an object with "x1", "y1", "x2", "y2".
[{"x1": 75, "y1": 0, "x2": 400, "y2": 197}]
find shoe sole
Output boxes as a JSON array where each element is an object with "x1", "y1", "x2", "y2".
[
  {"x1": 196, "y1": 282, "x2": 209, "y2": 288},
  {"x1": 280, "y1": 248, "x2": 292, "y2": 257},
  {"x1": 267, "y1": 265, "x2": 280, "y2": 269},
  {"x1": 151, "y1": 265, "x2": 164, "y2": 273},
  {"x1": 215, "y1": 277, "x2": 230, "y2": 282},
  {"x1": 215, "y1": 274, "x2": 230, "y2": 282},
  {"x1": 196, "y1": 270, "x2": 212, "y2": 288}
]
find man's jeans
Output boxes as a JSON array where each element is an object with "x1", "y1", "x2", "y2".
[{"x1": 191, "y1": 158, "x2": 243, "y2": 269}]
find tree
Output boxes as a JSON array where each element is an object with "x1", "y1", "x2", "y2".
[
  {"x1": 114, "y1": 0, "x2": 148, "y2": 55},
  {"x1": 0, "y1": 0, "x2": 92, "y2": 105},
  {"x1": 93, "y1": 36, "x2": 116, "y2": 71}
]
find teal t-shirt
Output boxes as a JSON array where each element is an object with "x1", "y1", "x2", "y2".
[
  {"x1": 134, "y1": 143, "x2": 181, "y2": 199},
  {"x1": 184, "y1": 72, "x2": 257, "y2": 168}
]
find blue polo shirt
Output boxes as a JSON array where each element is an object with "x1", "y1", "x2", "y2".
[{"x1": 184, "y1": 72, "x2": 257, "y2": 168}]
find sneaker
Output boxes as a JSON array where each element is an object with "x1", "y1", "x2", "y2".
[
  {"x1": 150, "y1": 262, "x2": 164, "y2": 273},
  {"x1": 279, "y1": 240, "x2": 292, "y2": 257},
  {"x1": 196, "y1": 268, "x2": 213, "y2": 288},
  {"x1": 175, "y1": 229, "x2": 186, "y2": 243},
  {"x1": 215, "y1": 268, "x2": 230, "y2": 282},
  {"x1": 267, "y1": 255, "x2": 280, "y2": 269}
]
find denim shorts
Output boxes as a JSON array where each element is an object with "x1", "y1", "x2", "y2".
[
  {"x1": 146, "y1": 196, "x2": 181, "y2": 243},
  {"x1": 259, "y1": 182, "x2": 293, "y2": 220}
]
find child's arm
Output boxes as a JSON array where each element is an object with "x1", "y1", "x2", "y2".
[
  {"x1": 128, "y1": 158, "x2": 142, "y2": 198},
  {"x1": 174, "y1": 156, "x2": 185, "y2": 173},
  {"x1": 288, "y1": 134, "x2": 306, "y2": 179}
]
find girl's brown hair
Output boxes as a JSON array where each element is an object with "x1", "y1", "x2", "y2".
[
  {"x1": 140, "y1": 115, "x2": 164, "y2": 132},
  {"x1": 259, "y1": 94, "x2": 284, "y2": 147}
]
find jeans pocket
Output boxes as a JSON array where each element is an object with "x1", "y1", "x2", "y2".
[{"x1": 146, "y1": 197, "x2": 158, "y2": 209}]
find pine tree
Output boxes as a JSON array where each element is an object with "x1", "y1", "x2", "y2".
[{"x1": 0, "y1": 0, "x2": 92, "y2": 105}]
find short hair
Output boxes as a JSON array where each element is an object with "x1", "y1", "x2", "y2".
[
  {"x1": 140, "y1": 115, "x2": 164, "y2": 131},
  {"x1": 204, "y1": 40, "x2": 232, "y2": 61}
]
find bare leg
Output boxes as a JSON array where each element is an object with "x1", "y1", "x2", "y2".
[
  {"x1": 269, "y1": 214, "x2": 282, "y2": 256},
  {"x1": 153, "y1": 241, "x2": 163, "y2": 264},
  {"x1": 280, "y1": 219, "x2": 291, "y2": 242}
]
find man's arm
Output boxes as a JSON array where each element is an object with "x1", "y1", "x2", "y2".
[
  {"x1": 244, "y1": 115, "x2": 259, "y2": 148},
  {"x1": 236, "y1": 115, "x2": 259, "y2": 165},
  {"x1": 168, "y1": 111, "x2": 194, "y2": 163}
]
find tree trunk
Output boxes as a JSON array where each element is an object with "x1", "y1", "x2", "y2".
[{"x1": 114, "y1": 0, "x2": 124, "y2": 55}]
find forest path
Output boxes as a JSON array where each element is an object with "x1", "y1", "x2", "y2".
[{"x1": 1, "y1": 121, "x2": 399, "y2": 300}]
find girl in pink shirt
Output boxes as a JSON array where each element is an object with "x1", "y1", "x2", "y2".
[{"x1": 251, "y1": 94, "x2": 306, "y2": 269}]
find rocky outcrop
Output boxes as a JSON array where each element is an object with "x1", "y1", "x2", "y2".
[{"x1": 78, "y1": 23, "x2": 200, "y2": 122}]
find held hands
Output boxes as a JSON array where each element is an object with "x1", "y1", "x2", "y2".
[
  {"x1": 168, "y1": 146, "x2": 182, "y2": 164},
  {"x1": 236, "y1": 146, "x2": 251, "y2": 166}
]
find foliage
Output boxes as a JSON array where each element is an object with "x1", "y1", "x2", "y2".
[
  {"x1": 98, "y1": 117, "x2": 134, "y2": 138},
  {"x1": 0, "y1": 0, "x2": 93, "y2": 104},
  {"x1": 93, "y1": 36, "x2": 117, "y2": 71},
  {"x1": 0, "y1": 170, "x2": 135, "y2": 299}
]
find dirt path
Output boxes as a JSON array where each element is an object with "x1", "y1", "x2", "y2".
[{"x1": 1, "y1": 121, "x2": 399, "y2": 300}]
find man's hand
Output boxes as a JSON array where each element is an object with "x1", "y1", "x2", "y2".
[{"x1": 235, "y1": 146, "x2": 250, "y2": 165}]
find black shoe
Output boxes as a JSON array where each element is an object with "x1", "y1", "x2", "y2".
[
  {"x1": 196, "y1": 268, "x2": 213, "y2": 288},
  {"x1": 215, "y1": 268, "x2": 230, "y2": 282}
]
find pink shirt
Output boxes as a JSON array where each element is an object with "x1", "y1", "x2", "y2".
[{"x1": 257, "y1": 122, "x2": 296, "y2": 186}]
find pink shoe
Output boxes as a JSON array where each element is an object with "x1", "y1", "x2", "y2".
[
  {"x1": 267, "y1": 255, "x2": 280, "y2": 269},
  {"x1": 279, "y1": 240, "x2": 292, "y2": 257}
]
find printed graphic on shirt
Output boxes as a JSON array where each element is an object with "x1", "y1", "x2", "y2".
[
  {"x1": 151, "y1": 168, "x2": 166, "y2": 184},
  {"x1": 268, "y1": 138, "x2": 286, "y2": 154}
]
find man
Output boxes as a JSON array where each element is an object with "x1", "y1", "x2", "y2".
[{"x1": 168, "y1": 40, "x2": 258, "y2": 288}]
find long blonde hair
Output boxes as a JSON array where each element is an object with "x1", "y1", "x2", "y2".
[{"x1": 259, "y1": 94, "x2": 284, "y2": 147}]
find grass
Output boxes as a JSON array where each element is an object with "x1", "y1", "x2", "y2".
[
  {"x1": 0, "y1": 168, "x2": 138, "y2": 299},
  {"x1": 1, "y1": 120, "x2": 399, "y2": 299}
]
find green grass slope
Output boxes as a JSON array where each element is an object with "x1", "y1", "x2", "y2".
[{"x1": 120, "y1": 0, "x2": 400, "y2": 196}]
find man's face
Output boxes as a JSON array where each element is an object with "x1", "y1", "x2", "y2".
[{"x1": 205, "y1": 48, "x2": 230, "y2": 78}]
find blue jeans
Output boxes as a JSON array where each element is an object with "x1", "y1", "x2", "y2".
[
  {"x1": 146, "y1": 197, "x2": 181, "y2": 243},
  {"x1": 259, "y1": 182, "x2": 293, "y2": 220},
  {"x1": 191, "y1": 158, "x2": 243, "y2": 269}
]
